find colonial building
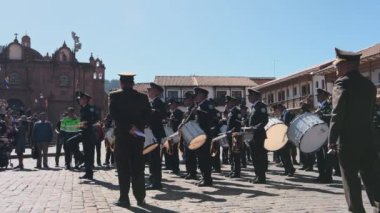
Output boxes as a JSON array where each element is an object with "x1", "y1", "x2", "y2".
[
  {"x1": 154, "y1": 75, "x2": 274, "y2": 107},
  {"x1": 0, "y1": 34, "x2": 107, "y2": 124},
  {"x1": 254, "y1": 43, "x2": 380, "y2": 110}
]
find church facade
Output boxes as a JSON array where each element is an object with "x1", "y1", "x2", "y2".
[{"x1": 0, "y1": 34, "x2": 106, "y2": 124}]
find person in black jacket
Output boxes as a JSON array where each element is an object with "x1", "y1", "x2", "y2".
[
  {"x1": 166, "y1": 99, "x2": 183, "y2": 174},
  {"x1": 194, "y1": 87, "x2": 216, "y2": 186},
  {"x1": 329, "y1": 48, "x2": 380, "y2": 213},
  {"x1": 146, "y1": 83, "x2": 166, "y2": 190},
  {"x1": 273, "y1": 104, "x2": 296, "y2": 177},
  {"x1": 225, "y1": 96, "x2": 242, "y2": 178},
  {"x1": 247, "y1": 88, "x2": 269, "y2": 184},
  {"x1": 109, "y1": 72, "x2": 151, "y2": 207}
]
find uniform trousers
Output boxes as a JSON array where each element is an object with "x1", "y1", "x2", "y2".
[
  {"x1": 250, "y1": 134, "x2": 268, "y2": 181},
  {"x1": 316, "y1": 143, "x2": 332, "y2": 180},
  {"x1": 279, "y1": 142, "x2": 295, "y2": 174},
  {"x1": 197, "y1": 139, "x2": 212, "y2": 183},
  {"x1": 185, "y1": 145, "x2": 197, "y2": 176},
  {"x1": 114, "y1": 128, "x2": 145, "y2": 202},
  {"x1": 211, "y1": 143, "x2": 221, "y2": 172},
  {"x1": 148, "y1": 142, "x2": 162, "y2": 187},
  {"x1": 339, "y1": 143, "x2": 380, "y2": 213}
]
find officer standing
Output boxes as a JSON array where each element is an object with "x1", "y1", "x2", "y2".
[
  {"x1": 109, "y1": 72, "x2": 151, "y2": 207},
  {"x1": 273, "y1": 104, "x2": 296, "y2": 177},
  {"x1": 180, "y1": 92, "x2": 198, "y2": 180},
  {"x1": 225, "y1": 96, "x2": 242, "y2": 178},
  {"x1": 77, "y1": 92, "x2": 99, "y2": 180},
  {"x1": 146, "y1": 83, "x2": 166, "y2": 190},
  {"x1": 329, "y1": 48, "x2": 380, "y2": 213},
  {"x1": 247, "y1": 88, "x2": 269, "y2": 184},
  {"x1": 194, "y1": 87, "x2": 216, "y2": 186},
  {"x1": 167, "y1": 99, "x2": 183, "y2": 175},
  {"x1": 314, "y1": 88, "x2": 333, "y2": 183}
]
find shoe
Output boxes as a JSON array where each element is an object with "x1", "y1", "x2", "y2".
[
  {"x1": 198, "y1": 180, "x2": 212, "y2": 187},
  {"x1": 313, "y1": 177, "x2": 322, "y2": 183},
  {"x1": 212, "y1": 169, "x2": 221, "y2": 173},
  {"x1": 293, "y1": 161, "x2": 300, "y2": 165},
  {"x1": 44, "y1": 165, "x2": 49, "y2": 169},
  {"x1": 14, "y1": 165, "x2": 24, "y2": 169},
  {"x1": 170, "y1": 170, "x2": 180, "y2": 175},
  {"x1": 253, "y1": 179, "x2": 266, "y2": 184},
  {"x1": 225, "y1": 172, "x2": 234, "y2": 177},
  {"x1": 145, "y1": 184, "x2": 162, "y2": 190},
  {"x1": 114, "y1": 199, "x2": 130, "y2": 208},
  {"x1": 305, "y1": 167, "x2": 313, "y2": 171},
  {"x1": 299, "y1": 166, "x2": 307, "y2": 170},
  {"x1": 55, "y1": 163, "x2": 59, "y2": 167},
  {"x1": 320, "y1": 177, "x2": 333, "y2": 184},
  {"x1": 230, "y1": 173, "x2": 240, "y2": 178},
  {"x1": 185, "y1": 174, "x2": 198, "y2": 180},
  {"x1": 242, "y1": 164, "x2": 247, "y2": 168},
  {"x1": 137, "y1": 199, "x2": 146, "y2": 206},
  {"x1": 103, "y1": 162, "x2": 110, "y2": 166},
  {"x1": 65, "y1": 166, "x2": 72, "y2": 170},
  {"x1": 35, "y1": 166, "x2": 42, "y2": 169},
  {"x1": 287, "y1": 169, "x2": 296, "y2": 177},
  {"x1": 79, "y1": 174, "x2": 93, "y2": 180}
]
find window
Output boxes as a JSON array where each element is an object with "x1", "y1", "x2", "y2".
[
  {"x1": 93, "y1": 72, "x2": 97, "y2": 79},
  {"x1": 293, "y1": 87, "x2": 298, "y2": 96},
  {"x1": 59, "y1": 75, "x2": 70, "y2": 87},
  {"x1": 167, "y1": 90, "x2": 179, "y2": 100},
  {"x1": 98, "y1": 73, "x2": 103, "y2": 80},
  {"x1": 286, "y1": 88, "x2": 289, "y2": 98},
  {"x1": 322, "y1": 80, "x2": 325, "y2": 89},
  {"x1": 268, "y1": 93, "x2": 274, "y2": 104},
  {"x1": 277, "y1": 90, "x2": 285, "y2": 102},
  {"x1": 9, "y1": 73, "x2": 21, "y2": 85},
  {"x1": 301, "y1": 85, "x2": 309, "y2": 96},
  {"x1": 315, "y1": 81, "x2": 319, "y2": 89},
  {"x1": 378, "y1": 73, "x2": 380, "y2": 84},
  {"x1": 231, "y1": 90, "x2": 242, "y2": 99}
]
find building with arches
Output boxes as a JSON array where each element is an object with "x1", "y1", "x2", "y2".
[{"x1": 0, "y1": 34, "x2": 106, "y2": 124}]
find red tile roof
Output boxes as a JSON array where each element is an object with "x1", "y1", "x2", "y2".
[{"x1": 154, "y1": 76, "x2": 274, "y2": 87}]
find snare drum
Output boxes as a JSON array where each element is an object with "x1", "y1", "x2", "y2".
[
  {"x1": 287, "y1": 113, "x2": 329, "y2": 153},
  {"x1": 143, "y1": 128, "x2": 158, "y2": 155},
  {"x1": 264, "y1": 118, "x2": 288, "y2": 151},
  {"x1": 180, "y1": 121, "x2": 207, "y2": 150},
  {"x1": 211, "y1": 134, "x2": 229, "y2": 148}
]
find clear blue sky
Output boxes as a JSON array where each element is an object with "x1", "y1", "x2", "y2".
[{"x1": 1, "y1": 0, "x2": 379, "y2": 83}]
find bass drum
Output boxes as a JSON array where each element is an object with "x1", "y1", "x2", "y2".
[
  {"x1": 287, "y1": 113, "x2": 329, "y2": 153},
  {"x1": 264, "y1": 118, "x2": 288, "y2": 151},
  {"x1": 143, "y1": 128, "x2": 158, "y2": 155}
]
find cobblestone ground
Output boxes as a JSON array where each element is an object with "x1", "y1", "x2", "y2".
[{"x1": 0, "y1": 146, "x2": 373, "y2": 213}]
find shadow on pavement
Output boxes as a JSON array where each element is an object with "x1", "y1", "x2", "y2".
[
  {"x1": 80, "y1": 178, "x2": 119, "y2": 190},
  {"x1": 267, "y1": 180, "x2": 344, "y2": 195},
  {"x1": 127, "y1": 203, "x2": 178, "y2": 213},
  {"x1": 152, "y1": 182, "x2": 226, "y2": 203},
  {"x1": 205, "y1": 183, "x2": 279, "y2": 198}
]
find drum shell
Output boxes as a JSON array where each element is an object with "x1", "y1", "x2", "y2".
[
  {"x1": 287, "y1": 113, "x2": 329, "y2": 153},
  {"x1": 180, "y1": 121, "x2": 207, "y2": 150},
  {"x1": 212, "y1": 134, "x2": 229, "y2": 148},
  {"x1": 143, "y1": 128, "x2": 158, "y2": 155}
]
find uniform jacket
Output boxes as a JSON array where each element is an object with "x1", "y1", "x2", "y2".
[
  {"x1": 150, "y1": 96, "x2": 167, "y2": 139},
  {"x1": 316, "y1": 100, "x2": 332, "y2": 124},
  {"x1": 329, "y1": 71, "x2": 377, "y2": 148},
  {"x1": 280, "y1": 109, "x2": 295, "y2": 126},
  {"x1": 248, "y1": 101, "x2": 269, "y2": 140},
  {"x1": 109, "y1": 88, "x2": 151, "y2": 132},
  {"x1": 169, "y1": 108, "x2": 184, "y2": 132},
  {"x1": 196, "y1": 99, "x2": 218, "y2": 137},
  {"x1": 227, "y1": 106, "x2": 242, "y2": 132},
  {"x1": 80, "y1": 104, "x2": 99, "y2": 132}
]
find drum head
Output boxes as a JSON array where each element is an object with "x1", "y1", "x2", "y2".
[
  {"x1": 300, "y1": 123, "x2": 329, "y2": 153},
  {"x1": 143, "y1": 143, "x2": 158, "y2": 155},
  {"x1": 188, "y1": 134, "x2": 207, "y2": 150},
  {"x1": 264, "y1": 124, "x2": 288, "y2": 151}
]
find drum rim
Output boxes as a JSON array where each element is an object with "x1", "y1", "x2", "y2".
[
  {"x1": 264, "y1": 124, "x2": 288, "y2": 151},
  {"x1": 143, "y1": 143, "x2": 159, "y2": 155},
  {"x1": 188, "y1": 134, "x2": 207, "y2": 150}
]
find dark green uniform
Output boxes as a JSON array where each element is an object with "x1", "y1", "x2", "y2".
[
  {"x1": 248, "y1": 101, "x2": 269, "y2": 182},
  {"x1": 329, "y1": 71, "x2": 380, "y2": 212},
  {"x1": 227, "y1": 106, "x2": 242, "y2": 177},
  {"x1": 80, "y1": 104, "x2": 99, "y2": 178},
  {"x1": 109, "y1": 88, "x2": 151, "y2": 203}
]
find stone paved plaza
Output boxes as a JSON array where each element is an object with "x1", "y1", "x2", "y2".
[{"x1": 0, "y1": 147, "x2": 372, "y2": 213}]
